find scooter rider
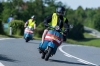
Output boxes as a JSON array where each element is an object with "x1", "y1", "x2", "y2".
[
  {"x1": 24, "y1": 15, "x2": 36, "y2": 30},
  {"x1": 24, "y1": 15, "x2": 36, "y2": 39},
  {"x1": 41, "y1": 6, "x2": 69, "y2": 44}
]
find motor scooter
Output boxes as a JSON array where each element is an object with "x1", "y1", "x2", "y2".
[
  {"x1": 39, "y1": 26, "x2": 63, "y2": 61},
  {"x1": 24, "y1": 26, "x2": 33, "y2": 42}
]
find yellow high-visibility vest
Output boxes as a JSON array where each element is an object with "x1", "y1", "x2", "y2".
[
  {"x1": 51, "y1": 13, "x2": 66, "y2": 29},
  {"x1": 51, "y1": 13, "x2": 58, "y2": 27},
  {"x1": 28, "y1": 19, "x2": 35, "y2": 28}
]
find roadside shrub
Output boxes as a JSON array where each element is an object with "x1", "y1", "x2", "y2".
[
  {"x1": 9, "y1": 20, "x2": 24, "y2": 35},
  {"x1": 68, "y1": 23, "x2": 84, "y2": 40},
  {"x1": 34, "y1": 22, "x2": 45, "y2": 38}
]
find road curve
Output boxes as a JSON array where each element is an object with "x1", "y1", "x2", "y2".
[{"x1": 0, "y1": 38, "x2": 100, "y2": 66}]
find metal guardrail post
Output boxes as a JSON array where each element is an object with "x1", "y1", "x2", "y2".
[{"x1": 9, "y1": 27, "x2": 12, "y2": 36}]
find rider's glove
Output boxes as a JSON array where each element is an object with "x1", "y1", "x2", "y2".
[{"x1": 64, "y1": 29, "x2": 67, "y2": 33}]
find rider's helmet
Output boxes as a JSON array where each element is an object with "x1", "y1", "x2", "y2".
[
  {"x1": 31, "y1": 15, "x2": 35, "y2": 19},
  {"x1": 56, "y1": 6, "x2": 66, "y2": 16}
]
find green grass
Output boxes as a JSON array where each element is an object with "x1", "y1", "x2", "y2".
[
  {"x1": 34, "y1": 37, "x2": 41, "y2": 40},
  {"x1": 67, "y1": 32, "x2": 100, "y2": 47},
  {"x1": 0, "y1": 34, "x2": 9, "y2": 38},
  {"x1": 83, "y1": 32, "x2": 96, "y2": 38},
  {"x1": 1, "y1": 31, "x2": 100, "y2": 47},
  {"x1": 0, "y1": 34, "x2": 41, "y2": 40},
  {"x1": 67, "y1": 38, "x2": 100, "y2": 47},
  {"x1": 0, "y1": 34, "x2": 23, "y2": 38}
]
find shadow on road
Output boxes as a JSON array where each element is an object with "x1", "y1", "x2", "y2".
[
  {"x1": 26, "y1": 42, "x2": 39, "y2": 44},
  {"x1": 0, "y1": 54, "x2": 18, "y2": 62},
  {"x1": 49, "y1": 59, "x2": 95, "y2": 66}
]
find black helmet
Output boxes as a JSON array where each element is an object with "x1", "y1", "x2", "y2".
[{"x1": 56, "y1": 6, "x2": 65, "y2": 16}]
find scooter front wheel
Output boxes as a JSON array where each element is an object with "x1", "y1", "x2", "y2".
[
  {"x1": 41, "y1": 53, "x2": 45, "y2": 59},
  {"x1": 45, "y1": 47, "x2": 52, "y2": 61},
  {"x1": 25, "y1": 37, "x2": 29, "y2": 42}
]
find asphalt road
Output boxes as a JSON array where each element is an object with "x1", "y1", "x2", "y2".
[
  {"x1": 0, "y1": 38, "x2": 100, "y2": 66},
  {"x1": 84, "y1": 26, "x2": 100, "y2": 38}
]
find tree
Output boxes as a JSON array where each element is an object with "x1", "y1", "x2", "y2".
[
  {"x1": 0, "y1": 2, "x2": 3, "y2": 19},
  {"x1": 84, "y1": 8, "x2": 96, "y2": 28},
  {"x1": 66, "y1": 7, "x2": 85, "y2": 40},
  {"x1": 2, "y1": 2, "x2": 11, "y2": 22},
  {"x1": 0, "y1": 19, "x2": 4, "y2": 34},
  {"x1": 93, "y1": 13, "x2": 100, "y2": 31},
  {"x1": 75, "y1": 6, "x2": 86, "y2": 24}
]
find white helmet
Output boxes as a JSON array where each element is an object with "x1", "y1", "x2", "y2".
[{"x1": 31, "y1": 15, "x2": 35, "y2": 19}]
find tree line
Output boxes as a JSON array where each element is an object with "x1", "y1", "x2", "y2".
[{"x1": 0, "y1": 0, "x2": 100, "y2": 40}]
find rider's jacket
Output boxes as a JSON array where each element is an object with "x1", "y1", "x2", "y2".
[
  {"x1": 28, "y1": 19, "x2": 35, "y2": 28},
  {"x1": 44, "y1": 13, "x2": 69, "y2": 30}
]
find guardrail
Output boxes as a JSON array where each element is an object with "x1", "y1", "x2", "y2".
[{"x1": 3, "y1": 23, "x2": 12, "y2": 36}]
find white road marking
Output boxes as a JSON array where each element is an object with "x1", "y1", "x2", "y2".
[
  {"x1": 0, "y1": 62, "x2": 5, "y2": 66},
  {"x1": 59, "y1": 45, "x2": 98, "y2": 66}
]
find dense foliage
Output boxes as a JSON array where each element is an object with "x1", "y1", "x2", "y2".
[
  {"x1": 0, "y1": 0, "x2": 100, "y2": 40},
  {"x1": 0, "y1": 19, "x2": 4, "y2": 34}
]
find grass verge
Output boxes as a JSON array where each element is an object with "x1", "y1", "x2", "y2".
[
  {"x1": 0, "y1": 32, "x2": 100, "y2": 47},
  {"x1": 67, "y1": 38, "x2": 100, "y2": 47},
  {"x1": 67, "y1": 32, "x2": 100, "y2": 47}
]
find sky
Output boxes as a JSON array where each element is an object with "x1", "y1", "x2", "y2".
[
  {"x1": 1, "y1": 0, "x2": 100, "y2": 10},
  {"x1": 57, "y1": 0, "x2": 100, "y2": 10}
]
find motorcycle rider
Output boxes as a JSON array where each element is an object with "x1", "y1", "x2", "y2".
[
  {"x1": 41, "y1": 6, "x2": 69, "y2": 44},
  {"x1": 24, "y1": 15, "x2": 36, "y2": 39}
]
